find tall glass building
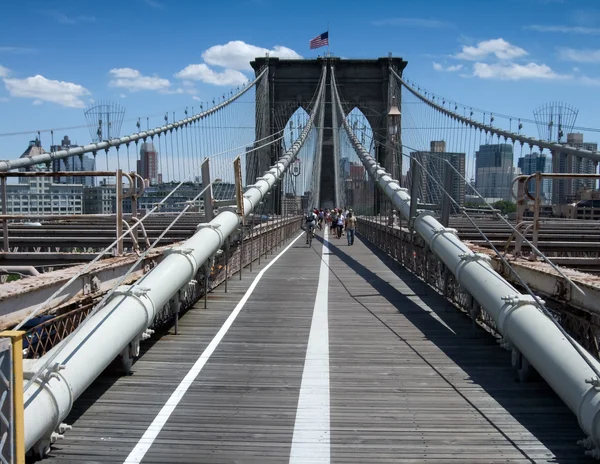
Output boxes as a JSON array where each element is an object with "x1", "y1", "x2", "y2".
[{"x1": 517, "y1": 152, "x2": 552, "y2": 201}]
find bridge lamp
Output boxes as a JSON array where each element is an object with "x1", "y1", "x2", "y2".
[
  {"x1": 387, "y1": 96, "x2": 401, "y2": 137},
  {"x1": 387, "y1": 96, "x2": 401, "y2": 226}
]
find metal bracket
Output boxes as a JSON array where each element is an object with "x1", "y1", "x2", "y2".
[
  {"x1": 165, "y1": 247, "x2": 195, "y2": 257},
  {"x1": 585, "y1": 377, "x2": 600, "y2": 388},
  {"x1": 196, "y1": 223, "x2": 221, "y2": 230},
  {"x1": 112, "y1": 285, "x2": 151, "y2": 298},
  {"x1": 458, "y1": 252, "x2": 492, "y2": 264},
  {"x1": 500, "y1": 294, "x2": 545, "y2": 307},
  {"x1": 430, "y1": 227, "x2": 458, "y2": 238}
]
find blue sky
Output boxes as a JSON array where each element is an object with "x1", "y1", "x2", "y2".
[{"x1": 0, "y1": 0, "x2": 599, "y2": 160}]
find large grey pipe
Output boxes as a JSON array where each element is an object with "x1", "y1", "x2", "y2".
[
  {"x1": 332, "y1": 68, "x2": 600, "y2": 456},
  {"x1": 0, "y1": 69, "x2": 267, "y2": 172},
  {"x1": 24, "y1": 66, "x2": 326, "y2": 455}
]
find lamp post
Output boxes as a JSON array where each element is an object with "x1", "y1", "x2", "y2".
[{"x1": 387, "y1": 96, "x2": 401, "y2": 226}]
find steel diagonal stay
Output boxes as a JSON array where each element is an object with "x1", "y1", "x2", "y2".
[
  {"x1": 331, "y1": 67, "x2": 600, "y2": 457},
  {"x1": 0, "y1": 68, "x2": 268, "y2": 172},
  {"x1": 392, "y1": 69, "x2": 600, "y2": 163},
  {"x1": 22, "y1": 65, "x2": 327, "y2": 457}
]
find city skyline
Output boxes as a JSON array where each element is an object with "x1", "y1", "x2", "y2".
[{"x1": 1, "y1": 0, "x2": 599, "y2": 167}]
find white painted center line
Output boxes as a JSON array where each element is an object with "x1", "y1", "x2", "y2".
[
  {"x1": 123, "y1": 231, "x2": 305, "y2": 464},
  {"x1": 289, "y1": 229, "x2": 330, "y2": 463}
]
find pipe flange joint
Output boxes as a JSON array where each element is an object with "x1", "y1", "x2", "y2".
[
  {"x1": 57, "y1": 423, "x2": 72, "y2": 434},
  {"x1": 586, "y1": 377, "x2": 600, "y2": 388},
  {"x1": 500, "y1": 293, "x2": 543, "y2": 307},
  {"x1": 165, "y1": 246, "x2": 200, "y2": 276},
  {"x1": 111, "y1": 285, "x2": 154, "y2": 325},
  {"x1": 196, "y1": 223, "x2": 222, "y2": 230},
  {"x1": 458, "y1": 252, "x2": 492, "y2": 264},
  {"x1": 578, "y1": 437, "x2": 595, "y2": 450},
  {"x1": 430, "y1": 227, "x2": 458, "y2": 237}
]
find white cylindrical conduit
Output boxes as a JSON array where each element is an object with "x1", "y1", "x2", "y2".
[
  {"x1": 24, "y1": 66, "x2": 327, "y2": 454},
  {"x1": 332, "y1": 69, "x2": 600, "y2": 452}
]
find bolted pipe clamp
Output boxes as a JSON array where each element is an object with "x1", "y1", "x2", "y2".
[
  {"x1": 578, "y1": 437, "x2": 595, "y2": 450},
  {"x1": 458, "y1": 252, "x2": 492, "y2": 264},
  {"x1": 111, "y1": 285, "x2": 154, "y2": 326},
  {"x1": 50, "y1": 432, "x2": 64, "y2": 444},
  {"x1": 165, "y1": 247, "x2": 195, "y2": 257},
  {"x1": 500, "y1": 294, "x2": 544, "y2": 307},
  {"x1": 113, "y1": 285, "x2": 151, "y2": 298},
  {"x1": 585, "y1": 377, "x2": 600, "y2": 388},
  {"x1": 196, "y1": 223, "x2": 221, "y2": 230},
  {"x1": 430, "y1": 227, "x2": 458, "y2": 237},
  {"x1": 57, "y1": 423, "x2": 72, "y2": 434}
]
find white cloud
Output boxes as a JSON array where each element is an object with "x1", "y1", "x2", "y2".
[
  {"x1": 526, "y1": 24, "x2": 600, "y2": 35},
  {"x1": 119, "y1": 93, "x2": 126, "y2": 98},
  {"x1": 371, "y1": 17, "x2": 453, "y2": 28},
  {"x1": 109, "y1": 68, "x2": 171, "y2": 92},
  {"x1": 32, "y1": 100, "x2": 43, "y2": 106},
  {"x1": 192, "y1": 96, "x2": 202, "y2": 101},
  {"x1": 0, "y1": 65, "x2": 9, "y2": 78},
  {"x1": 174, "y1": 64, "x2": 248, "y2": 86},
  {"x1": 42, "y1": 11, "x2": 95, "y2": 25},
  {"x1": 0, "y1": 46, "x2": 35, "y2": 54},
  {"x1": 472, "y1": 62, "x2": 569, "y2": 80},
  {"x1": 0, "y1": 97, "x2": 8, "y2": 103},
  {"x1": 202, "y1": 41, "x2": 301, "y2": 71},
  {"x1": 142, "y1": 0, "x2": 163, "y2": 9},
  {"x1": 456, "y1": 38, "x2": 527, "y2": 61},
  {"x1": 558, "y1": 47, "x2": 600, "y2": 63},
  {"x1": 580, "y1": 76, "x2": 600, "y2": 86},
  {"x1": 433, "y1": 62, "x2": 463, "y2": 72},
  {"x1": 3, "y1": 74, "x2": 90, "y2": 108}
]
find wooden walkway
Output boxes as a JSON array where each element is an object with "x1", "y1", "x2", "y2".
[{"x1": 40, "y1": 229, "x2": 591, "y2": 463}]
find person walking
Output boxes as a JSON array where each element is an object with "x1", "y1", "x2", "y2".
[
  {"x1": 336, "y1": 210, "x2": 345, "y2": 239},
  {"x1": 345, "y1": 211, "x2": 356, "y2": 246}
]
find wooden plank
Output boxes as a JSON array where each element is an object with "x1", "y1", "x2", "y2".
[{"x1": 42, "y1": 231, "x2": 591, "y2": 463}]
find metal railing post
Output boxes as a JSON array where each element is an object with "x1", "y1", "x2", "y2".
[
  {"x1": 203, "y1": 261, "x2": 209, "y2": 309},
  {"x1": 0, "y1": 330, "x2": 25, "y2": 464},
  {"x1": 116, "y1": 169, "x2": 123, "y2": 255},
  {"x1": 239, "y1": 227, "x2": 244, "y2": 281},
  {"x1": 440, "y1": 162, "x2": 453, "y2": 227},
  {"x1": 1, "y1": 176, "x2": 8, "y2": 252},
  {"x1": 533, "y1": 172, "x2": 542, "y2": 251},
  {"x1": 409, "y1": 158, "x2": 420, "y2": 228},
  {"x1": 224, "y1": 237, "x2": 229, "y2": 293},
  {"x1": 201, "y1": 158, "x2": 214, "y2": 222}
]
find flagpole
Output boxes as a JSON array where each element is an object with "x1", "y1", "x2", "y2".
[{"x1": 327, "y1": 22, "x2": 330, "y2": 57}]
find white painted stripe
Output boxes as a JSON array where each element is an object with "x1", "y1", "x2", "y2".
[
  {"x1": 123, "y1": 232, "x2": 305, "y2": 464},
  {"x1": 289, "y1": 229, "x2": 330, "y2": 463}
]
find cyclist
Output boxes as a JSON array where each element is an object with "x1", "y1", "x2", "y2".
[{"x1": 305, "y1": 210, "x2": 318, "y2": 244}]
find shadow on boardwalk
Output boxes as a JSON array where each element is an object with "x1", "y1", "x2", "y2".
[{"x1": 319, "y1": 233, "x2": 590, "y2": 464}]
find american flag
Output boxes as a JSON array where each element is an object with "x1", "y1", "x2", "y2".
[{"x1": 309, "y1": 31, "x2": 329, "y2": 50}]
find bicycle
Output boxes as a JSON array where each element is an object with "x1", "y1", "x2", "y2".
[{"x1": 307, "y1": 224, "x2": 315, "y2": 247}]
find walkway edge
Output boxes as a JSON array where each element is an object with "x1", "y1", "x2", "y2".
[{"x1": 123, "y1": 231, "x2": 305, "y2": 464}]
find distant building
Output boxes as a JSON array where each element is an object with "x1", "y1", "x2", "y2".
[
  {"x1": 137, "y1": 142, "x2": 159, "y2": 185},
  {"x1": 6, "y1": 177, "x2": 83, "y2": 215},
  {"x1": 410, "y1": 141, "x2": 466, "y2": 207},
  {"x1": 517, "y1": 152, "x2": 551, "y2": 201},
  {"x1": 552, "y1": 133, "x2": 598, "y2": 204},
  {"x1": 18, "y1": 139, "x2": 49, "y2": 183},
  {"x1": 476, "y1": 166, "x2": 521, "y2": 201},
  {"x1": 83, "y1": 183, "x2": 116, "y2": 214},
  {"x1": 475, "y1": 143, "x2": 514, "y2": 200},
  {"x1": 50, "y1": 136, "x2": 96, "y2": 187}
]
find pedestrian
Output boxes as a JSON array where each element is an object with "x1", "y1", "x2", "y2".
[
  {"x1": 345, "y1": 211, "x2": 356, "y2": 245},
  {"x1": 336, "y1": 210, "x2": 345, "y2": 239}
]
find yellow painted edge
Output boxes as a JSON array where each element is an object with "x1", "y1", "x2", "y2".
[{"x1": 0, "y1": 331, "x2": 25, "y2": 464}]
